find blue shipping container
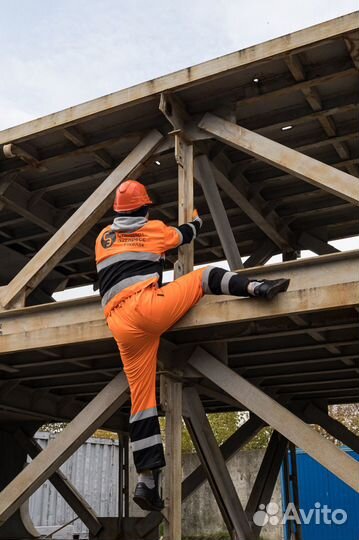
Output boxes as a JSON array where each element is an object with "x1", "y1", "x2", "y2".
[{"x1": 282, "y1": 447, "x2": 359, "y2": 540}]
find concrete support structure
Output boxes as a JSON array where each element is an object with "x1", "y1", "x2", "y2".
[
  {"x1": 0, "y1": 374, "x2": 129, "y2": 527},
  {"x1": 245, "y1": 432, "x2": 288, "y2": 537},
  {"x1": 0, "y1": 12, "x2": 358, "y2": 540},
  {"x1": 183, "y1": 387, "x2": 254, "y2": 539},
  {"x1": 0, "y1": 131, "x2": 163, "y2": 309},
  {"x1": 188, "y1": 348, "x2": 359, "y2": 492},
  {"x1": 199, "y1": 114, "x2": 359, "y2": 205},
  {"x1": 194, "y1": 155, "x2": 243, "y2": 269},
  {"x1": 14, "y1": 429, "x2": 102, "y2": 536},
  {"x1": 161, "y1": 376, "x2": 183, "y2": 540}
]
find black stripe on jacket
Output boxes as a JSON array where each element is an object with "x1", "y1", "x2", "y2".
[{"x1": 97, "y1": 260, "x2": 165, "y2": 298}]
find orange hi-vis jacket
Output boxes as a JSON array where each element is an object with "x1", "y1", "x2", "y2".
[{"x1": 95, "y1": 218, "x2": 184, "y2": 315}]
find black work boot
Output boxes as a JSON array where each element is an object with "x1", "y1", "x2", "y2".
[
  {"x1": 248, "y1": 278, "x2": 290, "y2": 300},
  {"x1": 133, "y1": 470, "x2": 164, "y2": 512}
]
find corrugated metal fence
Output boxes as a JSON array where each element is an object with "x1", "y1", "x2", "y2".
[
  {"x1": 29, "y1": 432, "x2": 120, "y2": 539},
  {"x1": 28, "y1": 433, "x2": 359, "y2": 540},
  {"x1": 282, "y1": 447, "x2": 359, "y2": 540}
]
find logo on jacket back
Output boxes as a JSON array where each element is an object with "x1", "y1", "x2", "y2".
[{"x1": 101, "y1": 230, "x2": 117, "y2": 248}]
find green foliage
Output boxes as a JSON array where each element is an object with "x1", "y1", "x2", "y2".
[
  {"x1": 160, "y1": 412, "x2": 243, "y2": 453},
  {"x1": 193, "y1": 412, "x2": 239, "y2": 451},
  {"x1": 243, "y1": 426, "x2": 273, "y2": 450},
  {"x1": 39, "y1": 422, "x2": 66, "y2": 433},
  {"x1": 182, "y1": 534, "x2": 230, "y2": 540},
  {"x1": 41, "y1": 413, "x2": 271, "y2": 451}
]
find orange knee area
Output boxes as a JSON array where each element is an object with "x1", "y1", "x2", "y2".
[{"x1": 123, "y1": 350, "x2": 158, "y2": 414}]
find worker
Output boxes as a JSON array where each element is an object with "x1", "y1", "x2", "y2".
[{"x1": 95, "y1": 179, "x2": 290, "y2": 512}]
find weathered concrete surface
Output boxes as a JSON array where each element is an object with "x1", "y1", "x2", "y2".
[
  {"x1": 128, "y1": 446, "x2": 283, "y2": 539},
  {"x1": 181, "y1": 449, "x2": 283, "y2": 540}
]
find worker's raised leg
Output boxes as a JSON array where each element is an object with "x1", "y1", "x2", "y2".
[
  {"x1": 141, "y1": 266, "x2": 290, "y2": 335},
  {"x1": 201, "y1": 266, "x2": 290, "y2": 300}
]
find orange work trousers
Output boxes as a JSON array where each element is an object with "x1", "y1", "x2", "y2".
[{"x1": 106, "y1": 267, "x2": 206, "y2": 471}]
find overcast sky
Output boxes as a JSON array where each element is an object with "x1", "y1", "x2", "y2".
[{"x1": 1, "y1": 0, "x2": 358, "y2": 130}]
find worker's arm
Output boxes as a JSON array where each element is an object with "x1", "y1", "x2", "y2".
[
  {"x1": 163, "y1": 210, "x2": 203, "y2": 250},
  {"x1": 176, "y1": 209, "x2": 203, "y2": 245}
]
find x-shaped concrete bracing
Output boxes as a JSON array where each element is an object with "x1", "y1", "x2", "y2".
[
  {"x1": 2, "y1": 355, "x2": 357, "y2": 538},
  {"x1": 0, "y1": 373, "x2": 129, "y2": 527},
  {"x1": 188, "y1": 347, "x2": 359, "y2": 493}
]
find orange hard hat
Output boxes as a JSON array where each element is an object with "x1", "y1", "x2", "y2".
[{"x1": 113, "y1": 179, "x2": 153, "y2": 212}]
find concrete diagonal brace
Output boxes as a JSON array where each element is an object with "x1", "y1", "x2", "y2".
[
  {"x1": 303, "y1": 403, "x2": 359, "y2": 453},
  {"x1": 0, "y1": 129, "x2": 163, "y2": 309},
  {"x1": 0, "y1": 372, "x2": 129, "y2": 526},
  {"x1": 14, "y1": 430, "x2": 102, "y2": 536},
  {"x1": 209, "y1": 158, "x2": 294, "y2": 252},
  {"x1": 198, "y1": 113, "x2": 359, "y2": 206},
  {"x1": 194, "y1": 155, "x2": 244, "y2": 270},
  {"x1": 245, "y1": 431, "x2": 288, "y2": 538},
  {"x1": 136, "y1": 415, "x2": 264, "y2": 538},
  {"x1": 188, "y1": 347, "x2": 359, "y2": 492},
  {"x1": 183, "y1": 387, "x2": 255, "y2": 540}
]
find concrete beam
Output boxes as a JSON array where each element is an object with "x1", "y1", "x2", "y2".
[
  {"x1": 174, "y1": 134, "x2": 194, "y2": 277},
  {"x1": 245, "y1": 432, "x2": 288, "y2": 537},
  {"x1": 194, "y1": 155, "x2": 243, "y2": 269},
  {"x1": 304, "y1": 402, "x2": 359, "y2": 453},
  {"x1": 137, "y1": 415, "x2": 264, "y2": 537},
  {"x1": 0, "y1": 176, "x2": 95, "y2": 257},
  {"x1": 160, "y1": 376, "x2": 183, "y2": 539},
  {"x1": 0, "y1": 380, "x2": 129, "y2": 431},
  {"x1": 244, "y1": 240, "x2": 278, "y2": 267},
  {"x1": 209, "y1": 159, "x2": 294, "y2": 251},
  {"x1": 1, "y1": 251, "x2": 358, "y2": 354}
]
